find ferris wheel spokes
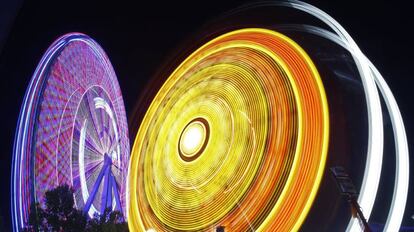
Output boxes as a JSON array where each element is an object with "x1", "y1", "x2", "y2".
[{"x1": 83, "y1": 153, "x2": 122, "y2": 217}]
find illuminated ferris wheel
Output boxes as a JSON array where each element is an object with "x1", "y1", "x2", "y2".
[{"x1": 11, "y1": 33, "x2": 130, "y2": 231}]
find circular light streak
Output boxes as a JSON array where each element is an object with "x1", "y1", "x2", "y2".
[
  {"x1": 128, "y1": 28, "x2": 329, "y2": 231},
  {"x1": 11, "y1": 33, "x2": 130, "y2": 231}
]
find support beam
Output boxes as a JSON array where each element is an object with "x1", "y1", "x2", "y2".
[
  {"x1": 83, "y1": 161, "x2": 109, "y2": 215},
  {"x1": 111, "y1": 173, "x2": 123, "y2": 217}
]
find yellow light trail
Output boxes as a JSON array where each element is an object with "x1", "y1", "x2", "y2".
[{"x1": 128, "y1": 28, "x2": 329, "y2": 231}]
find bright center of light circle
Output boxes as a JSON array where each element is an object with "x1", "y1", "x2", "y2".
[{"x1": 180, "y1": 121, "x2": 206, "y2": 157}]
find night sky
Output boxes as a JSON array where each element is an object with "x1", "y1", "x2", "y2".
[{"x1": 1, "y1": 0, "x2": 413, "y2": 231}]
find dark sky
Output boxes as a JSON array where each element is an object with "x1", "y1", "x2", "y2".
[{"x1": 0, "y1": 0, "x2": 413, "y2": 231}]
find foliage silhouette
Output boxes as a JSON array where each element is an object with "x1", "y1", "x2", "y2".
[
  {"x1": 87, "y1": 208, "x2": 128, "y2": 232},
  {"x1": 22, "y1": 184, "x2": 128, "y2": 232}
]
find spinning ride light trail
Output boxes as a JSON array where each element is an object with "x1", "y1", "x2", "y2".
[
  {"x1": 128, "y1": 28, "x2": 329, "y2": 231},
  {"x1": 128, "y1": 1, "x2": 409, "y2": 231},
  {"x1": 11, "y1": 33, "x2": 130, "y2": 231}
]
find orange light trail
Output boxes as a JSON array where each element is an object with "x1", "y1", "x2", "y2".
[{"x1": 128, "y1": 28, "x2": 329, "y2": 231}]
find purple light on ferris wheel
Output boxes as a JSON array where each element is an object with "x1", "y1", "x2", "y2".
[{"x1": 11, "y1": 33, "x2": 130, "y2": 231}]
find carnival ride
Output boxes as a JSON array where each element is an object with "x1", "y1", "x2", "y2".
[{"x1": 11, "y1": 33, "x2": 130, "y2": 231}]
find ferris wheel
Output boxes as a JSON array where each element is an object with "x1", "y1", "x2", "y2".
[{"x1": 11, "y1": 33, "x2": 130, "y2": 231}]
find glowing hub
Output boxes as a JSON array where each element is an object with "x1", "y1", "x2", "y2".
[{"x1": 179, "y1": 118, "x2": 209, "y2": 161}]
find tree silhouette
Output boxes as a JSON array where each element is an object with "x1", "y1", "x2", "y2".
[
  {"x1": 43, "y1": 185, "x2": 87, "y2": 231},
  {"x1": 87, "y1": 208, "x2": 128, "y2": 232},
  {"x1": 23, "y1": 184, "x2": 128, "y2": 231},
  {"x1": 24, "y1": 202, "x2": 46, "y2": 231}
]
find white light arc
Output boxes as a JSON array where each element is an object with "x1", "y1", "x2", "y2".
[{"x1": 271, "y1": 1, "x2": 409, "y2": 231}]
